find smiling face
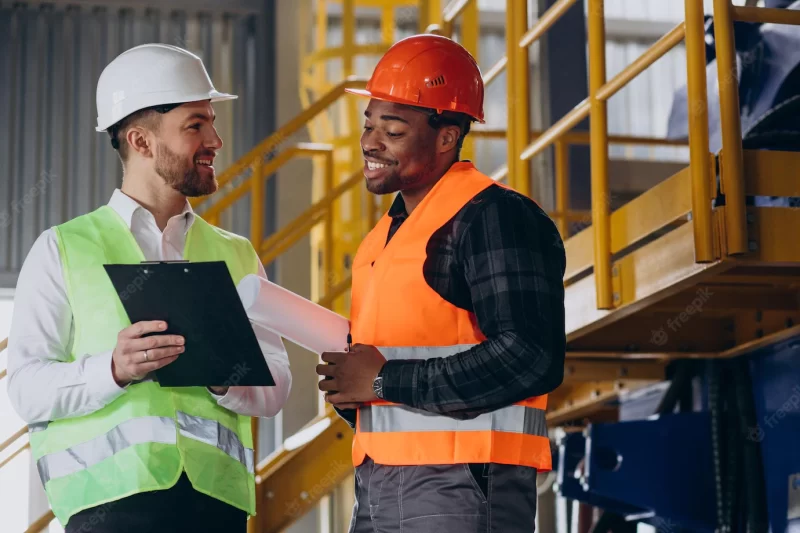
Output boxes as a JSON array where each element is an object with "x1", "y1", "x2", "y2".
[
  {"x1": 153, "y1": 101, "x2": 223, "y2": 197},
  {"x1": 360, "y1": 99, "x2": 444, "y2": 196},
  {"x1": 121, "y1": 100, "x2": 223, "y2": 197}
]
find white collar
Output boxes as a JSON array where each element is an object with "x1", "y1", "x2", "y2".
[{"x1": 108, "y1": 188, "x2": 196, "y2": 231}]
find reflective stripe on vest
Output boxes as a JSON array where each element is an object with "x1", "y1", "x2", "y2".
[
  {"x1": 361, "y1": 345, "x2": 548, "y2": 437},
  {"x1": 359, "y1": 404, "x2": 547, "y2": 437},
  {"x1": 36, "y1": 413, "x2": 254, "y2": 485}
]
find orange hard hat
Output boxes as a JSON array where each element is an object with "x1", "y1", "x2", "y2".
[{"x1": 346, "y1": 34, "x2": 485, "y2": 123}]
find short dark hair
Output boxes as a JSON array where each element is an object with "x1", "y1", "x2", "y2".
[
  {"x1": 107, "y1": 103, "x2": 182, "y2": 162},
  {"x1": 409, "y1": 106, "x2": 473, "y2": 159}
]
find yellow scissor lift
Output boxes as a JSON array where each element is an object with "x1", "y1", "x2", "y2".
[{"x1": 3, "y1": 1, "x2": 800, "y2": 532}]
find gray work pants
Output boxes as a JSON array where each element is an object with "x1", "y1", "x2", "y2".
[{"x1": 348, "y1": 458, "x2": 538, "y2": 533}]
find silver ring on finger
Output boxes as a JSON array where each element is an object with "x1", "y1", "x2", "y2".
[{"x1": 143, "y1": 350, "x2": 149, "y2": 362}]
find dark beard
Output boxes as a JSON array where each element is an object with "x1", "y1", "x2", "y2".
[
  {"x1": 154, "y1": 143, "x2": 217, "y2": 197},
  {"x1": 364, "y1": 156, "x2": 438, "y2": 196}
]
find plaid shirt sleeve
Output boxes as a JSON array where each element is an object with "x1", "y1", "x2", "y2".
[{"x1": 379, "y1": 187, "x2": 567, "y2": 419}]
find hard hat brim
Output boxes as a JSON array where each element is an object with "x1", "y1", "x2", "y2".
[
  {"x1": 95, "y1": 91, "x2": 238, "y2": 132},
  {"x1": 345, "y1": 87, "x2": 485, "y2": 123}
]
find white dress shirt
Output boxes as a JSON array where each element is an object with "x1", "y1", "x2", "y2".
[{"x1": 6, "y1": 189, "x2": 292, "y2": 424}]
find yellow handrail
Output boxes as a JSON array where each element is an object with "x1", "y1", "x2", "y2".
[
  {"x1": 24, "y1": 511, "x2": 55, "y2": 533},
  {"x1": 482, "y1": 56, "x2": 507, "y2": 86},
  {"x1": 260, "y1": 170, "x2": 363, "y2": 266},
  {"x1": 0, "y1": 427, "x2": 26, "y2": 455},
  {"x1": 512, "y1": 0, "x2": 762, "y2": 308},
  {"x1": 0, "y1": 336, "x2": 7, "y2": 381},
  {"x1": 200, "y1": 144, "x2": 334, "y2": 223},
  {"x1": 685, "y1": 0, "x2": 714, "y2": 262},
  {"x1": 520, "y1": 99, "x2": 591, "y2": 160},
  {"x1": 714, "y1": 0, "x2": 747, "y2": 255},
  {"x1": 519, "y1": 0, "x2": 577, "y2": 49},
  {"x1": 190, "y1": 77, "x2": 367, "y2": 211},
  {"x1": 734, "y1": 5, "x2": 800, "y2": 24},
  {"x1": 587, "y1": 0, "x2": 612, "y2": 309},
  {"x1": 594, "y1": 22, "x2": 686, "y2": 103},
  {"x1": 474, "y1": 126, "x2": 688, "y2": 146}
]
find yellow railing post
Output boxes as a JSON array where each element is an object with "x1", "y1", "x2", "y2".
[
  {"x1": 505, "y1": 0, "x2": 518, "y2": 190},
  {"x1": 512, "y1": 0, "x2": 531, "y2": 198},
  {"x1": 324, "y1": 152, "x2": 335, "y2": 297},
  {"x1": 247, "y1": 417, "x2": 261, "y2": 533},
  {"x1": 555, "y1": 140, "x2": 570, "y2": 239},
  {"x1": 460, "y1": 0, "x2": 479, "y2": 162},
  {"x1": 247, "y1": 152, "x2": 264, "y2": 533},
  {"x1": 713, "y1": 0, "x2": 748, "y2": 255},
  {"x1": 419, "y1": 0, "x2": 442, "y2": 33},
  {"x1": 588, "y1": 0, "x2": 613, "y2": 310},
  {"x1": 381, "y1": 5, "x2": 395, "y2": 44},
  {"x1": 249, "y1": 158, "x2": 264, "y2": 251},
  {"x1": 684, "y1": 0, "x2": 714, "y2": 262}
]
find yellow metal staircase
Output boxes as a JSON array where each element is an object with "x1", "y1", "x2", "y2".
[{"x1": 3, "y1": 1, "x2": 800, "y2": 532}]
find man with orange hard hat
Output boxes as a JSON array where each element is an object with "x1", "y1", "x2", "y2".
[{"x1": 316, "y1": 34, "x2": 566, "y2": 532}]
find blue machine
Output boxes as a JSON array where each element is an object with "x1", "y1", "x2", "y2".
[
  {"x1": 749, "y1": 337, "x2": 800, "y2": 533},
  {"x1": 555, "y1": 335, "x2": 800, "y2": 532}
]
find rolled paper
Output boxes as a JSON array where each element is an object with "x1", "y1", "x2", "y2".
[{"x1": 236, "y1": 274, "x2": 350, "y2": 355}]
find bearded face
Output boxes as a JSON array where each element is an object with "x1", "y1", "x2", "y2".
[{"x1": 154, "y1": 141, "x2": 218, "y2": 197}]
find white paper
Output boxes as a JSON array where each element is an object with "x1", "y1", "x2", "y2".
[{"x1": 236, "y1": 274, "x2": 350, "y2": 355}]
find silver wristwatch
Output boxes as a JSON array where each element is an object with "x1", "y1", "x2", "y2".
[{"x1": 372, "y1": 374, "x2": 384, "y2": 400}]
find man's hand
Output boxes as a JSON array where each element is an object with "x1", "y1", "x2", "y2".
[
  {"x1": 316, "y1": 344, "x2": 387, "y2": 406},
  {"x1": 112, "y1": 321, "x2": 184, "y2": 387}
]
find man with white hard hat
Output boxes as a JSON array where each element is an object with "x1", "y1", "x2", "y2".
[{"x1": 6, "y1": 43, "x2": 292, "y2": 532}]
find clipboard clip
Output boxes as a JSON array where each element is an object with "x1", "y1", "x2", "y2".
[{"x1": 140, "y1": 260, "x2": 191, "y2": 264}]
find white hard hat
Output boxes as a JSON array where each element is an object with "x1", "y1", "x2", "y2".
[{"x1": 95, "y1": 43, "x2": 237, "y2": 132}]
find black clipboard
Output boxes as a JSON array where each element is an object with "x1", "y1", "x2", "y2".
[{"x1": 103, "y1": 261, "x2": 275, "y2": 388}]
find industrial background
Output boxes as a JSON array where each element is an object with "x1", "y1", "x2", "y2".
[{"x1": 1, "y1": 0, "x2": 799, "y2": 532}]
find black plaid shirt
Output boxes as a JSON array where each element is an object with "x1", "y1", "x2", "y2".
[{"x1": 337, "y1": 179, "x2": 566, "y2": 427}]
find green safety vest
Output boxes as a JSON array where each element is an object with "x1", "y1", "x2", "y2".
[{"x1": 28, "y1": 205, "x2": 260, "y2": 526}]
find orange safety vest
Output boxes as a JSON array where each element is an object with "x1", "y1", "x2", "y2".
[{"x1": 349, "y1": 161, "x2": 551, "y2": 470}]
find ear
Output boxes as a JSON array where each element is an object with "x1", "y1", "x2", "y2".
[
  {"x1": 126, "y1": 127, "x2": 155, "y2": 159},
  {"x1": 437, "y1": 124, "x2": 461, "y2": 154}
]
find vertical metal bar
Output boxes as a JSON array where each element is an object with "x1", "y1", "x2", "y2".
[
  {"x1": 418, "y1": 0, "x2": 430, "y2": 33},
  {"x1": 461, "y1": 0, "x2": 479, "y2": 162},
  {"x1": 713, "y1": 0, "x2": 747, "y2": 255},
  {"x1": 247, "y1": 417, "x2": 261, "y2": 533},
  {"x1": 250, "y1": 159, "x2": 264, "y2": 253},
  {"x1": 430, "y1": 0, "x2": 442, "y2": 27},
  {"x1": 324, "y1": 156, "x2": 335, "y2": 298},
  {"x1": 555, "y1": 140, "x2": 570, "y2": 239},
  {"x1": 377, "y1": 4, "x2": 393, "y2": 223},
  {"x1": 505, "y1": 0, "x2": 518, "y2": 190},
  {"x1": 419, "y1": 0, "x2": 441, "y2": 32},
  {"x1": 381, "y1": 6, "x2": 394, "y2": 43},
  {"x1": 513, "y1": 0, "x2": 531, "y2": 197},
  {"x1": 588, "y1": 0, "x2": 612, "y2": 310},
  {"x1": 685, "y1": 0, "x2": 714, "y2": 262},
  {"x1": 343, "y1": 0, "x2": 358, "y2": 316}
]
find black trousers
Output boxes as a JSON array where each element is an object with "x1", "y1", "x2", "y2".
[{"x1": 64, "y1": 472, "x2": 247, "y2": 533}]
